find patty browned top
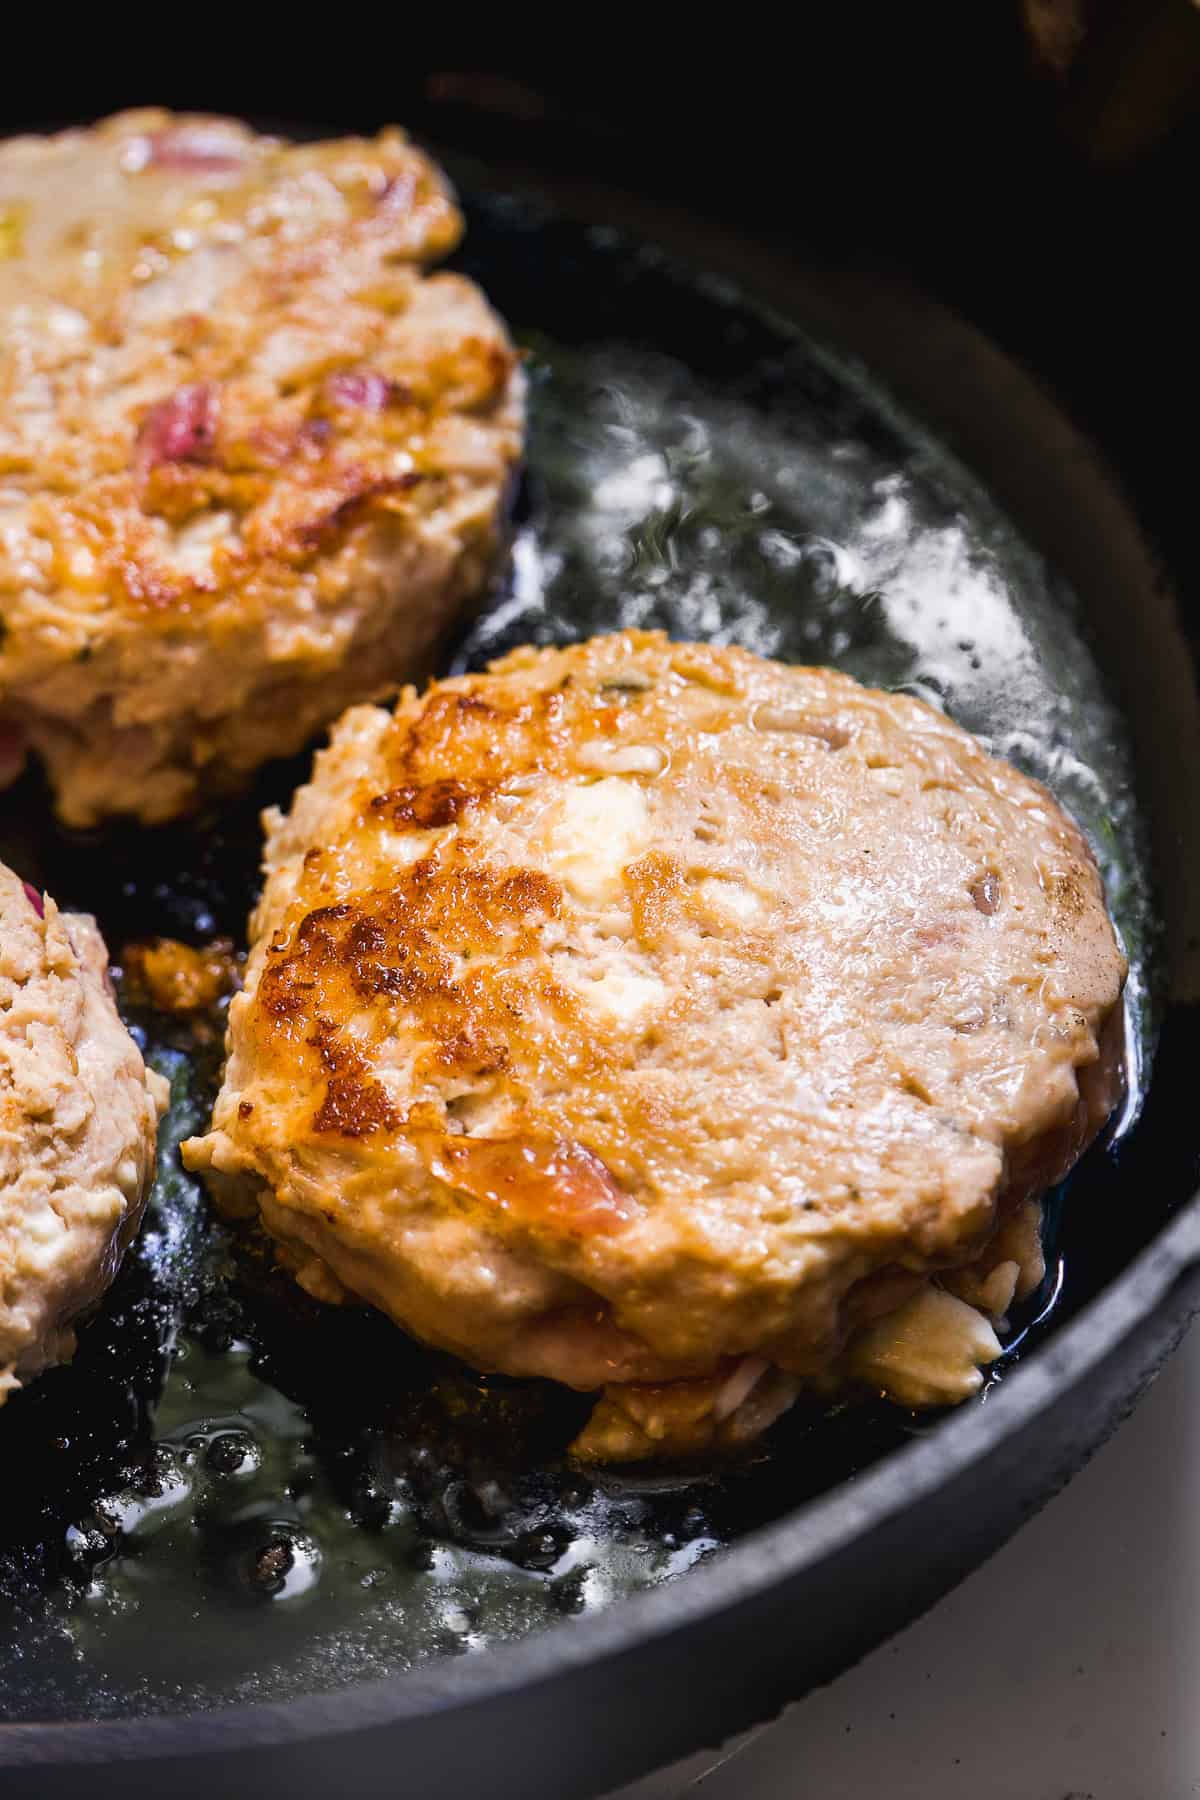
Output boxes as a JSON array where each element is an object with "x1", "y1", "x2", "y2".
[
  {"x1": 0, "y1": 111, "x2": 523, "y2": 825},
  {"x1": 184, "y1": 632, "x2": 1126, "y2": 1451}
]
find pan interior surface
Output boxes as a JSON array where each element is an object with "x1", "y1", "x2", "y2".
[{"x1": 0, "y1": 185, "x2": 1159, "y2": 1723}]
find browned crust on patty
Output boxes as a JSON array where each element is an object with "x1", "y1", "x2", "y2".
[
  {"x1": 184, "y1": 633, "x2": 1127, "y2": 1430},
  {"x1": 0, "y1": 111, "x2": 523, "y2": 823}
]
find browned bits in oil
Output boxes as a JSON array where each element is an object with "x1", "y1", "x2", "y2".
[
  {"x1": 970, "y1": 873, "x2": 1002, "y2": 915},
  {"x1": 248, "y1": 1539, "x2": 294, "y2": 1595},
  {"x1": 121, "y1": 936, "x2": 240, "y2": 1013}
]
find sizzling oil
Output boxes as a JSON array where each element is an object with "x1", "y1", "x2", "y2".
[{"x1": 0, "y1": 194, "x2": 1154, "y2": 1720}]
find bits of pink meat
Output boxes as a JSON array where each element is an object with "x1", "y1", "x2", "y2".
[
  {"x1": 147, "y1": 126, "x2": 247, "y2": 173},
  {"x1": 137, "y1": 384, "x2": 218, "y2": 467},
  {"x1": 327, "y1": 371, "x2": 398, "y2": 411}
]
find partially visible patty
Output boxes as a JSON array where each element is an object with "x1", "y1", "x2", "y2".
[
  {"x1": 0, "y1": 862, "x2": 168, "y2": 1401},
  {"x1": 0, "y1": 111, "x2": 523, "y2": 825},
  {"x1": 184, "y1": 632, "x2": 1126, "y2": 1457}
]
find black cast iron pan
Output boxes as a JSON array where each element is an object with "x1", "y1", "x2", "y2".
[{"x1": 2, "y1": 34, "x2": 1200, "y2": 1798}]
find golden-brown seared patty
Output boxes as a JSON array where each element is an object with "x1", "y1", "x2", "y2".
[
  {"x1": 0, "y1": 862, "x2": 168, "y2": 1401},
  {"x1": 183, "y1": 632, "x2": 1126, "y2": 1458},
  {"x1": 0, "y1": 111, "x2": 523, "y2": 826}
]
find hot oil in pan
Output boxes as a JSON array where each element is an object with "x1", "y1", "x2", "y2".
[{"x1": 0, "y1": 194, "x2": 1155, "y2": 1719}]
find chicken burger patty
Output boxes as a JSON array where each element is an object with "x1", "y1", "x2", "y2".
[
  {"x1": 0, "y1": 110, "x2": 523, "y2": 826},
  {"x1": 1, "y1": 862, "x2": 169, "y2": 1402},
  {"x1": 184, "y1": 633, "x2": 1126, "y2": 1459}
]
